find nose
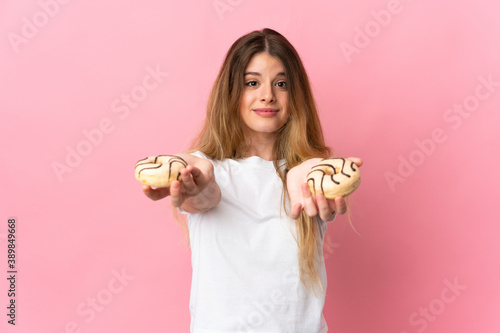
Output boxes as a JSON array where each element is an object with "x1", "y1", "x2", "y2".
[{"x1": 260, "y1": 83, "x2": 275, "y2": 103}]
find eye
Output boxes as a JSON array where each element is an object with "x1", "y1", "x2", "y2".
[
  {"x1": 245, "y1": 81, "x2": 258, "y2": 87},
  {"x1": 276, "y1": 81, "x2": 287, "y2": 89}
]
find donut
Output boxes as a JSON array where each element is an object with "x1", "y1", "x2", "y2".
[
  {"x1": 307, "y1": 158, "x2": 361, "y2": 198},
  {"x1": 135, "y1": 155, "x2": 187, "y2": 188}
]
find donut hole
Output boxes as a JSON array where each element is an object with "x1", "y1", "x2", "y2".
[{"x1": 325, "y1": 166, "x2": 339, "y2": 175}]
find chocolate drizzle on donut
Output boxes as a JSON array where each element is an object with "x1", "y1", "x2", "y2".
[
  {"x1": 307, "y1": 169, "x2": 340, "y2": 196},
  {"x1": 137, "y1": 163, "x2": 163, "y2": 177},
  {"x1": 163, "y1": 155, "x2": 187, "y2": 166},
  {"x1": 167, "y1": 156, "x2": 187, "y2": 179},
  {"x1": 329, "y1": 158, "x2": 352, "y2": 177},
  {"x1": 135, "y1": 157, "x2": 150, "y2": 168},
  {"x1": 307, "y1": 177, "x2": 317, "y2": 194},
  {"x1": 339, "y1": 158, "x2": 351, "y2": 177},
  {"x1": 135, "y1": 155, "x2": 187, "y2": 178},
  {"x1": 307, "y1": 157, "x2": 360, "y2": 196}
]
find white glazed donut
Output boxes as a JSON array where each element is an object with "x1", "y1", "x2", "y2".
[
  {"x1": 307, "y1": 158, "x2": 361, "y2": 199},
  {"x1": 135, "y1": 155, "x2": 187, "y2": 188}
]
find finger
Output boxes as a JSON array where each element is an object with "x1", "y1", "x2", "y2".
[
  {"x1": 347, "y1": 157, "x2": 363, "y2": 167},
  {"x1": 185, "y1": 165, "x2": 207, "y2": 185},
  {"x1": 301, "y1": 183, "x2": 318, "y2": 217},
  {"x1": 327, "y1": 197, "x2": 337, "y2": 215},
  {"x1": 186, "y1": 165, "x2": 202, "y2": 179},
  {"x1": 180, "y1": 168, "x2": 197, "y2": 193},
  {"x1": 316, "y1": 193, "x2": 336, "y2": 221},
  {"x1": 169, "y1": 180, "x2": 184, "y2": 207},
  {"x1": 334, "y1": 196, "x2": 347, "y2": 215},
  {"x1": 290, "y1": 203, "x2": 303, "y2": 219},
  {"x1": 286, "y1": 179, "x2": 303, "y2": 209}
]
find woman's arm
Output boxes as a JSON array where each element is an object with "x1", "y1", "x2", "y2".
[
  {"x1": 142, "y1": 153, "x2": 221, "y2": 214},
  {"x1": 286, "y1": 157, "x2": 363, "y2": 221}
]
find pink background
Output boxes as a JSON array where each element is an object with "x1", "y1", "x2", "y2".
[{"x1": 1, "y1": 0, "x2": 499, "y2": 332}]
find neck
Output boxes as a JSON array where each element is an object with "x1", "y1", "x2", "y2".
[{"x1": 244, "y1": 132, "x2": 277, "y2": 161}]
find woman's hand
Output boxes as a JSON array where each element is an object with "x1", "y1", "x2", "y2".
[
  {"x1": 142, "y1": 184, "x2": 171, "y2": 201},
  {"x1": 142, "y1": 154, "x2": 221, "y2": 213},
  {"x1": 286, "y1": 157, "x2": 363, "y2": 221}
]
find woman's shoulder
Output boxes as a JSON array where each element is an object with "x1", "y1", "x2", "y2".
[{"x1": 187, "y1": 150, "x2": 209, "y2": 160}]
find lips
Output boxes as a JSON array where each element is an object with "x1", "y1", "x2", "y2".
[{"x1": 253, "y1": 108, "x2": 279, "y2": 117}]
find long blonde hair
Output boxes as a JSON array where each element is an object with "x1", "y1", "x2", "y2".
[{"x1": 183, "y1": 28, "x2": 332, "y2": 296}]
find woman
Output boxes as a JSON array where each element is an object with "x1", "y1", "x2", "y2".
[{"x1": 142, "y1": 28, "x2": 362, "y2": 332}]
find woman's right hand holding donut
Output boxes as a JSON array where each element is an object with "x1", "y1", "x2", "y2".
[
  {"x1": 141, "y1": 164, "x2": 207, "y2": 202},
  {"x1": 142, "y1": 154, "x2": 221, "y2": 213},
  {"x1": 142, "y1": 184, "x2": 171, "y2": 201}
]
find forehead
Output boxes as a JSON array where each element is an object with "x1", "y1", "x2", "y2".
[{"x1": 244, "y1": 52, "x2": 286, "y2": 75}]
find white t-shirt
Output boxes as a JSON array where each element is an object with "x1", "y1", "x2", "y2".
[{"x1": 181, "y1": 152, "x2": 332, "y2": 333}]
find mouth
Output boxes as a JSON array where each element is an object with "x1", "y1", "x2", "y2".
[{"x1": 253, "y1": 108, "x2": 280, "y2": 117}]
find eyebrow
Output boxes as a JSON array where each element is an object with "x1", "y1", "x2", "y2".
[{"x1": 244, "y1": 71, "x2": 286, "y2": 77}]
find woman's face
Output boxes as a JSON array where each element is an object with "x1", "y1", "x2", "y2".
[{"x1": 239, "y1": 52, "x2": 289, "y2": 140}]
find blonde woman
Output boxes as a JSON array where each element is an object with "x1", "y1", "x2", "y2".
[{"x1": 143, "y1": 28, "x2": 362, "y2": 332}]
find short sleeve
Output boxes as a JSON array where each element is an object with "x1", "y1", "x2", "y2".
[{"x1": 177, "y1": 206, "x2": 189, "y2": 215}]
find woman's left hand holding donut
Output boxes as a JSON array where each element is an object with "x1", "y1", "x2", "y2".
[{"x1": 287, "y1": 157, "x2": 363, "y2": 221}]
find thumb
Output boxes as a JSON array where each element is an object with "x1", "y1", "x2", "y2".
[{"x1": 347, "y1": 157, "x2": 363, "y2": 167}]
